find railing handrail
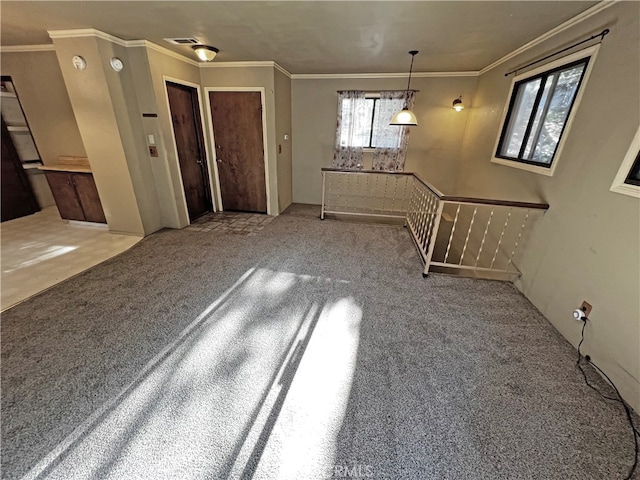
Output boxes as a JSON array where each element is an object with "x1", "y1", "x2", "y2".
[
  {"x1": 321, "y1": 167, "x2": 414, "y2": 176},
  {"x1": 322, "y1": 168, "x2": 549, "y2": 211},
  {"x1": 440, "y1": 196, "x2": 549, "y2": 210}
]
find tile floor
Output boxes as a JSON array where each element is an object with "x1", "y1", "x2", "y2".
[
  {"x1": 186, "y1": 210, "x2": 274, "y2": 236},
  {"x1": 1, "y1": 207, "x2": 141, "y2": 311}
]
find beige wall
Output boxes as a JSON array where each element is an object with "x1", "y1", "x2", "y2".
[
  {"x1": 52, "y1": 36, "x2": 146, "y2": 235},
  {"x1": 274, "y1": 69, "x2": 292, "y2": 212},
  {"x1": 199, "y1": 66, "x2": 280, "y2": 215},
  {"x1": 145, "y1": 47, "x2": 202, "y2": 228},
  {"x1": 96, "y1": 39, "x2": 162, "y2": 234},
  {"x1": 1, "y1": 50, "x2": 86, "y2": 209},
  {"x1": 456, "y1": 2, "x2": 640, "y2": 410},
  {"x1": 0, "y1": 50, "x2": 86, "y2": 164},
  {"x1": 290, "y1": 75, "x2": 477, "y2": 205}
]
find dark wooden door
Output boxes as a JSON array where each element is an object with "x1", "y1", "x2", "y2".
[
  {"x1": 209, "y1": 91, "x2": 267, "y2": 213},
  {"x1": 166, "y1": 82, "x2": 212, "y2": 221},
  {"x1": 73, "y1": 173, "x2": 107, "y2": 223},
  {"x1": 1, "y1": 119, "x2": 39, "y2": 222},
  {"x1": 44, "y1": 171, "x2": 85, "y2": 221}
]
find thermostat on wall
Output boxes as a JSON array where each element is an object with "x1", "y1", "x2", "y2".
[
  {"x1": 110, "y1": 57, "x2": 124, "y2": 72},
  {"x1": 72, "y1": 55, "x2": 87, "y2": 70}
]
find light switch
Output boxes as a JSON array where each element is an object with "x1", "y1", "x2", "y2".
[{"x1": 148, "y1": 134, "x2": 155, "y2": 145}]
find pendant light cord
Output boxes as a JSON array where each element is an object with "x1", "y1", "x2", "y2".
[
  {"x1": 403, "y1": 50, "x2": 418, "y2": 107},
  {"x1": 406, "y1": 52, "x2": 417, "y2": 92}
]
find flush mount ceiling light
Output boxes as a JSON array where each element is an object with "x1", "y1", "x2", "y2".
[
  {"x1": 452, "y1": 95, "x2": 464, "y2": 112},
  {"x1": 390, "y1": 50, "x2": 419, "y2": 126},
  {"x1": 192, "y1": 45, "x2": 219, "y2": 62}
]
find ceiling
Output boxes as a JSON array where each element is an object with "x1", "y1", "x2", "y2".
[{"x1": 1, "y1": 1, "x2": 600, "y2": 74}]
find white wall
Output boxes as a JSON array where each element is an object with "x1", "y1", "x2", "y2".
[{"x1": 456, "y1": 2, "x2": 640, "y2": 411}]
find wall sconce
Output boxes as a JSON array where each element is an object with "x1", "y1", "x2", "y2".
[
  {"x1": 192, "y1": 45, "x2": 219, "y2": 62},
  {"x1": 452, "y1": 95, "x2": 464, "y2": 112}
]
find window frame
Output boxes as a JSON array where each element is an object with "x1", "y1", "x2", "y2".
[
  {"x1": 362, "y1": 94, "x2": 380, "y2": 150},
  {"x1": 491, "y1": 44, "x2": 600, "y2": 176},
  {"x1": 338, "y1": 92, "x2": 405, "y2": 152},
  {"x1": 610, "y1": 126, "x2": 640, "y2": 198}
]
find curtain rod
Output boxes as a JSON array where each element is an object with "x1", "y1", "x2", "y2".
[
  {"x1": 336, "y1": 89, "x2": 420, "y2": 93},
  {"x1": 505, "y1": 28, "x2": 609, "y2": 77}
]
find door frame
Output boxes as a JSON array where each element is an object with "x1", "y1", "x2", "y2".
[
  {"x1": 204, "y1": 87, "x2": 271, "y2": 215},
  {"x1": 162, "y1": 76, "x2": 218, "y2": 220}
]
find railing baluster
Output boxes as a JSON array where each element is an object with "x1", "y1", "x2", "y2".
[
  {"x1": 475, "y1": 207, "x2": 495, "y2": 268},
  {"x1": 444, "y1": 203, "x2": 461, "y2": 264},
  {"x1": 506, "y1": 210, "x2": 530, "y2": 271},
  {"x1": 459, "y1": 206, "x2": 478, "y2": 266},
  {"x1": 392, "y1": 176, "x2": 399, "y2": 214},
  {"x1": 490, "y1": 209, "x2": 512, "y2": 269},
  {"x1": 321, "y1": 171, "x2": 327, "y2": 219},
  {"x1": 421, "y1": 191, "x2": 431, "y2": 250},
  {"x1": 424, "y1": 199, "x2": 444, "y2": 276},
  {"x1": 382, "y1": 174, "x2": 389, "y2": 212},
  {"x1": 402, "y1": 176, "x2": 409, "y2": 213}
]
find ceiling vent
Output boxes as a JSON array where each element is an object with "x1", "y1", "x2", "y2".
[{"x1": 163, "y1": 38, "x2": 200, "y2": 45}]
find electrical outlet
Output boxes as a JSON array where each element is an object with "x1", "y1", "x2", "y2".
[{"x1": 580, "y1": 301, "x2": 592, "y2": 318}]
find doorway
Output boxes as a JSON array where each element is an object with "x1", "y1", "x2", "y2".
[
  {"x1": 208, "y1": 90, "x2": 267, "y2": 214},
  {"x1": 166, "y1": 81, "x2": 213, "y2": 221}
]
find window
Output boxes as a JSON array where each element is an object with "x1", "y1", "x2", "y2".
[
  {"x1": 610, "y1": 126, "x2": 640, "y2": 198},
  {"x1": 337, "y1": 94, "x2": 405, "y2": 149},
  {"x1": 492, "y1": 45, "x2": 599, "y2": 175}
]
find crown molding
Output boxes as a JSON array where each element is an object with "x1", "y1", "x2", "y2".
[
  {"x1": 199, "y1": 60, "x2": 291, "y2": 77},
  {"x1": 290, "y1": 71, "x2": 479, "y2": 80},
  {"x1": 0, "y1": 44, "x2": 56, "y2": 53},
  {"x1": 479, "y1": 0, "x2": 618, "y2": 75},
  {"x1": 199, "y1": 60, "x2": 276, "y2": 69},
  {"x1": 132, "y1": 40, "x2": 200, "y2": 67},
  {"x1": 48, "y1": 28, "x2": 129, "y2": 47},
  {"x1": 273, "y1": 62, "x2": 292, "y2": 78}
]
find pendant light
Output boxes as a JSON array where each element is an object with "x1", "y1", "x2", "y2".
[{"x1": 390, "y1": 50, "x2": 419, "y2": 126}]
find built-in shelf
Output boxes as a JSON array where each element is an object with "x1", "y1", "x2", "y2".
[
  {"x1": 0, "y1": 91, "x2": 17, "y2": 98},
  {"x1": 7, "y1": 125, "x2": 29, "y2": 132}
]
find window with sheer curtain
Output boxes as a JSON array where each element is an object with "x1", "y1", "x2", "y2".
[{"x1": 333, "y1": 90, "x2": 414, "y2": 171}]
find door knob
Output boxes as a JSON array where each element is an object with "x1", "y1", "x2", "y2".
[{"x1": 216, "y1": 158, "x2": 223, "y2": 163}]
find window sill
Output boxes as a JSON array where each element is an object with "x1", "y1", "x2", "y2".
[
  {"x1": 491, "y1": 157, "x2": 556, "y2": 176},
  {"x1": 610, "y1": 183, "x2": 640, "y2": 198}
]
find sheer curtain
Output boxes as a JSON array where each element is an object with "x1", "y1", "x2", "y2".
[
  {"x1": 333, "y1": 91, "x2": 367, "y2": 169},
  {"x1": 372, "y1": 91, "x2": 415, "y2": 171}
]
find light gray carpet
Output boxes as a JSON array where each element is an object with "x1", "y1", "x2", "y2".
[{"x1": 1, "y1": 204, "x2": 636, "y2": 479}]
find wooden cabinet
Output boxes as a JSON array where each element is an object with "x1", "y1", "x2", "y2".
[{"x1": 44, "y1": 171, "x2": 106, "y2": 224}]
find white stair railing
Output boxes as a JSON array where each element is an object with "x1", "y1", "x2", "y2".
[{"x1": 321, "y1": 168, "x2": 549, "y2": 278}]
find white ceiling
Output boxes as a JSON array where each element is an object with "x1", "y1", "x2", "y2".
[{"x1": 1, "y1": 1, "x2": 600, "y2": 74}]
